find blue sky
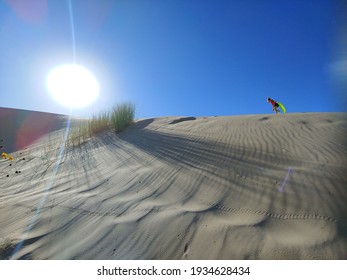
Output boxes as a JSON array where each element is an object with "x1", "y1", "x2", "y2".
[{"x1": 0, "y1": 0, "x2": 346, "y2": 118}]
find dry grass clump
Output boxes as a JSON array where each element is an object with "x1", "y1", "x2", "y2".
[
  {"x1": 67, "y1": 102, "x2": 135, "y2": 147},
  {"x1": 68, "y1": 124, "x2": 90, "y2": 147},
  {"x1": 88, "y1": 111, "x2": 111, "y2": 135}
]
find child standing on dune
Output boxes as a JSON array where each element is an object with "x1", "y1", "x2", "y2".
[{"x1": 267, "y1": 97, "x2": 280, "y2": 114}]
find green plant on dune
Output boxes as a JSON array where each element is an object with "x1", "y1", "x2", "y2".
[
  {"x1": 66, "y1": 102, "x2": 135, "y2": 148},
  {"x1": 88, "y1": 111, "x2": 112, "y2": 136},
  {"x1": 67, "y1": 125, "x2": 88, "y2": 148},
  {"x1": 67, "y1": 112, "x2": 110, "y2": 147},
  {"x1": 110, "y1": 103, "x2": 135, "y2": 133}
]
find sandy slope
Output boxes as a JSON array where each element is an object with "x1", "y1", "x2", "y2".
[
  {"x1": 0, "y1": 107, "x2": 68, "y2": 153},
  {"x1": 0, "y1": 110, "x2": 346, "y2": 259}
]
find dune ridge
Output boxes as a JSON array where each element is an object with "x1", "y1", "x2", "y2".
[{"x1": 1, "y1": 110, "x2": 346, "y2": 259}]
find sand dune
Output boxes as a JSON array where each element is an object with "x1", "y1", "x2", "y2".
[
  {"x1": 0, "y1": 107, "x2": 68, "y2": 153},
  {"x1": 0, "y1": 109, "x2": 346, "y2": 259}
]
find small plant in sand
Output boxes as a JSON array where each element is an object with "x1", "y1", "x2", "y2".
[
  {"x1": 88, "y1": 111, "x2": 112, "y2": 136},
  {"x1": 67, "y1": 111, "x2": 111, "y2": 147},
  {"x1": 110, "y1": 103, "x2": 135, "y2": 133},
  {"x1": 67, "y1": 102, "x2": 135, "y2": 148},
  {"x1": 68, "y1": 124, "x2": 91, "y2": 147},
  {"x1": 0, "y1": 238, "x2": 15, "y2": 260}
]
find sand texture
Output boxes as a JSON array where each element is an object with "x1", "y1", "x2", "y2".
[{"x1": 0, "y1": 109, "x2": 347, "y2": 259}]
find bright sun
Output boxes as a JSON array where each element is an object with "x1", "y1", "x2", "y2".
[{"x1": 46, "y1": 64, "x2": 100, "y2": 108}]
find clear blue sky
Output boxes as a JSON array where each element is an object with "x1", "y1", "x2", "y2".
[{"x1": 0, "y1": 0, "x2": 346, "y2": 118}]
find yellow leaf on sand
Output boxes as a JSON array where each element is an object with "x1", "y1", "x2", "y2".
[{"x1": 1, "y1": 152, "x2": 13, "y2": 160}]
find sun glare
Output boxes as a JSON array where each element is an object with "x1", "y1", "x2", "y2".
[{"x1": 46, "y1": 64, "x2": 100, "y2": 108}]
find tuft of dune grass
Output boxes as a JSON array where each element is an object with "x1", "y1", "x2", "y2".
[
  {"x1": 67, "y1": 102, "x2": 135, "y2": 147},
  {"x1": 88, "y1": 111, "x2": 111, "y2": 136},
  {"x1": 111, "y1": 103, "x2": 135, "y2": 133}
]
